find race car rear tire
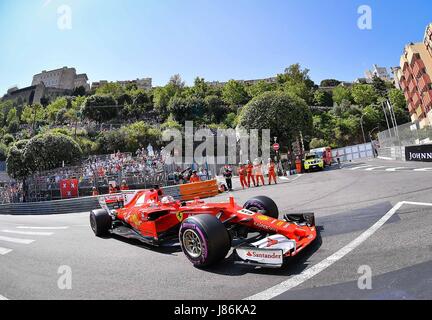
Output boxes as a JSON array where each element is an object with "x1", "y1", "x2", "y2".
[
  {"x1": 179, "y1": 214, "x2": 231, "y2": 268},
  {"x1": 243, "y1": 196, "x2": 279, "y2": 219},
  {"x1": 90, "y1": 209, "x2": 112, "y2": 237}
]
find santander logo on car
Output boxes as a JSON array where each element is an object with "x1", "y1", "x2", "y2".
[{"x1": 246, "y1": 251, "x2": 282, "y2": 260}]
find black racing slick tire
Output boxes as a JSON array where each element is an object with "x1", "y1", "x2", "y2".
[
  {"x1": 179, "y1": 214, "x2": 231, "y2": 268},
  {"x1": 90, "y1": 209, "x2": 112, "y2": 237},
  {"x1": 243, "y1": 196, "x2": 279, "y2": 219}
]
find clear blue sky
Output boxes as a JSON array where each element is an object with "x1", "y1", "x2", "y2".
[{"x1": 0, "y1": 0, "x2": 431, "y2": 95}]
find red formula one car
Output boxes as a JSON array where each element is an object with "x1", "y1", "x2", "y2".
[{"x1": 90, "y1": 187, "x2": 317, "y2": 268}]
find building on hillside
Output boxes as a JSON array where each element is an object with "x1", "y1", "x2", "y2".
[
  {"x1": 397, "y1": 23, "x2": 432, "y2": 129},
  {"x1": 32, "y1": 66, "x2": 90, "y2": 92},
  {"x1": 390, "y1": 66, "x2": 402, "y2": 89},
  {"x1": 1, "y1": 82, "x2": 69, "y2": 106},
  {"x1": 206, "y1": 77, "x2": 277, "y2": 87},
  {"x1": 366, "y1": 64, "x2": 392, "y2": 82},
  {"x1": 91, "y1": 78, "x2": 152, "y2": 91}
]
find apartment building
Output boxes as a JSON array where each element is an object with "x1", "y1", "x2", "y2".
[{"x1": 397, "y1": 23, "x2": 432, "y2": 129}]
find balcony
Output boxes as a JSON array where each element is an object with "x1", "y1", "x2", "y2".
[
  {"x1": 416, "y1": 105, "x2": 425, "y2": 119},
  {"x1": 404, "y1": 67, "x2": 412, "y2": 81},
  {"x1": 408, "y1": 79, "x2": 418, "y2": 94},
  {"x1": 423, "y1": 90, "x2": 432, "y2": 108},
  {"x1": 404, "y1": 90, "x2": 412, "y2": 102},
  {"x1": 412, "y1": 59, "x2": 426, "y2": 78},
  {"x1": 413, "y1": 92, "x2": 422, "y2": 107},
  {"x1": 400, "y1": 79, "x2": 407, "y2": 90},
  {"x1": 417, "y1": 73, "x2": 431, "y2": 92},
  {"x1": 408, "y1": 101, "x2": 415, "y2": 113}
]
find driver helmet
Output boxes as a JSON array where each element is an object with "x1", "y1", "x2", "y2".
[{"x1": 161, "y1": 195, "x2": 175, "y2": 204}]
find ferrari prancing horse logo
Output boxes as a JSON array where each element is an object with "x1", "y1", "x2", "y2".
[{"x1": 176, "y1": 212, "x2": 184, "y2": 222}]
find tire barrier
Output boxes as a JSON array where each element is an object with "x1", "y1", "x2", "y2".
[{"x1": 0, "y1": 180, "x2": 219, "y2": 215}]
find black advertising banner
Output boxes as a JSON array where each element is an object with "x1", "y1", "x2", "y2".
[{"x1": 405, "y1": 144, "x2": 432, "y2": 162}]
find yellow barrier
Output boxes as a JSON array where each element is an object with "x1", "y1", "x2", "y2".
[{"x1": 179, "y1": 179, "x2": 219, "y2": 201}]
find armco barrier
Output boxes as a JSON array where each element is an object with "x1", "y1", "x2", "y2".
[
  {"x1": 0, "y1": 196, "x2": 100, "y2": 215},
  {"x1": 0, "y1": 180, "x2": 219, "y2": 215}
]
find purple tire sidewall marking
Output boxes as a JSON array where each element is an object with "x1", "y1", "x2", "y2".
[{"x1": 179, "y1": 220, "x2": 209, "y2": 264}]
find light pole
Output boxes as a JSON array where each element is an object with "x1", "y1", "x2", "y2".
[
  {"x1": 368, "y1": 126, "x2": 380, "y2": 142},
  {"x1": 369, "y1": 126, "x2": 380, "y2": 158},
  {"x1": 360, "y1": 114, "x2": 367, "y2": 144}
]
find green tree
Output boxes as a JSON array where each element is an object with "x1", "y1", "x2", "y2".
[
  {"x1": 6, "y1": 108, "x2": 19, "y2": 125},
  {"x1": 204, "y1": 95, "x2": 226, "y2": 123},
  {"x1": 0, "y1": 143, "x2": 7, "y2": 161},
  {"x1": 46, "y1": 97, "x2": 69, "y2": 122},
  {"x1": 6, "y1": 140, "x2": 31, "y2": 180},
  {"x1": 1, "y1": 133, "x2": 14, "y2": 146},
  {"x1": 320, "y1": 79, "x2": 341, "y2": 87},
  {"x1": 23, "y1": 133, "x2": 83, "y2": 172},
  {"x1": 20, "y1": 104, "x2": 45, "y2": 127},
  {"x1": 313, "y1": 89, "x2": 333, "y2": 106},
  {"x1": 82, "y1": 95, "x2": 118, "y2": 123},
  {"x1": 239, "y1": 91, "x2": 313, "y2": 146},
  {"x1": 332, "y1": 86, "x2": 353, "y2": 105},
  {"x1": 372, "y1": 76, "x2": 388, "y2": 97},
  {"x1": 72, "y1": 86, "x2": 87, "y2": 97},
  {"x1": 167, "y1": 96, "x2": 206, "y2": 124},
  {"x1": 95, "y1": 82, "x2": 125, "y2": 98},
  {"x1": 222, "y1": 80, "x2": 250, "y2": 107},
  {"x1": 351, "y1": 84, "x2": 378, "y2": 108},
  {"x1": 246, "y1": 80, "x2": 275, "y2": 98}
]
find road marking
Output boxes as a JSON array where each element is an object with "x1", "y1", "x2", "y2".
[
  {"x1": 0, "y1": 236, "x2": 35, "y2": 245},
  {"x1": 245, "y1": 201, "x2": 418, "y2": 300},
  {"x1": 348, "y1": 165, "x2": 372, "y2": 170},
  {"x1": 402, "y1": 201, "x2": 432, "y2": 207},
  {"x1": 385, "y1": 167, "x2": 406, "y2": 172},
  {"x1": 364, "y1": 166, "x2": 386, "y2": 171},
  {"x1": 0, "y1": 294, "x2": 8, "y2": 300},
  {"x1": 16, "y1": 226, "x2": 69, "y2": 230},
  {"x1": 1, "y1": 230, "x2": 53, "y2": 236},
  {"x1": 413, "y1": 168, "x2": 432, "y2": 172},
  {"x1": 0, "y1": 247, "x2": 13, "y2": 255}
]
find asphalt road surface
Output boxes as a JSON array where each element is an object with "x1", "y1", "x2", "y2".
[{"x1": 1, "y1": 158, "x2": 432, "y2": 300}]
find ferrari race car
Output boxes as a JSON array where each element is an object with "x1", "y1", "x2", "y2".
[{"x1": 89, "y1": 187, "x2": 317, "y2": 268}]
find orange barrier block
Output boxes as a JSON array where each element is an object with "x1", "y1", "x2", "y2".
[{"x1": 179, "y1": 179, "x2": 219, "y2": 201}]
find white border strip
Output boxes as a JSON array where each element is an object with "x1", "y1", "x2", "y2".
[
  {"x1": 245, "y1": 201, "x2": 431, "y2": 300},
  {"x1": 16, "y1": 226, "x2": 69, "y2": 230},
  {"x1": 0, "y1": 294, "x2": 8, "y2": 300},
  {"x1": 2, "y1": 230, "x2": 53, "y2": 236}
]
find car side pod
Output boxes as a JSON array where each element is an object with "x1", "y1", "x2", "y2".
[{"x1": 235, "y1": 234, "x2": 296, "y2": 268}]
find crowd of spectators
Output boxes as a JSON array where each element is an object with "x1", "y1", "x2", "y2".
[{"x1": 0, "y1": 183, "x2": 23, "y2": 204}]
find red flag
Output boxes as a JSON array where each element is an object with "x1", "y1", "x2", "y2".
[{"x1": 60, "y1": 179, "x2": 79, "y2": 199}]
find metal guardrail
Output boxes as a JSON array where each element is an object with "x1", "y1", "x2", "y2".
[{"x1": 0, "y1": 180, "x2": 218, "y2": 216}]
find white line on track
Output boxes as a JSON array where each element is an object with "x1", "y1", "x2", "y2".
[
  {"x1": 348, "y1": 165, "x2": 372, "y2": 170},
  {"x1": 364, "y1": 166, "x2": 386, "y2": 171},
  {"x1": 245, "y1": 201, "x2": 432, "y2": 300},
  {"x1": 0, "y1": 236, "x2": 35, "y2": 245},
  {"x1": 16, "y1": 226, "x2": 69, "y2": 230},
  {"x1": 385, "y1": 167, "x2": 406, "y2": 172},
  {"x1": 1, "y1": 230, "x2": 53, "y2": 236},
  {"x1": 0, "y1": 247, "x2": 13, "y2": 255},
  {"x1": 413, "y1": 168, "x2": 432, "y2": 172},
  {"x1": 0, "y1": 294, "x2": 8, "y2": 300}
]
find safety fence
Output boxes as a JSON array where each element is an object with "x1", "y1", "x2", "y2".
[
  {"x1": 0, "y1": 179, "x2": 219, "y2": 215},
  {"x1": 378, "y1": 122, "x2": 432, "y2": 149},
  {"x1": 331, "y1": 142, "x2": 375, "y2": 162}
]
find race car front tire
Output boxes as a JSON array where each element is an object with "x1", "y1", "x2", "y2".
[
  {"x1": 90, "y1": 209, "x2": 112, "y2": 237},
  {"x1": 243, "y1": 196, "x2": 279, "y2": 219},
  {"x1": 179, "y1": 214, "x2": 231, "y2": 268}
]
